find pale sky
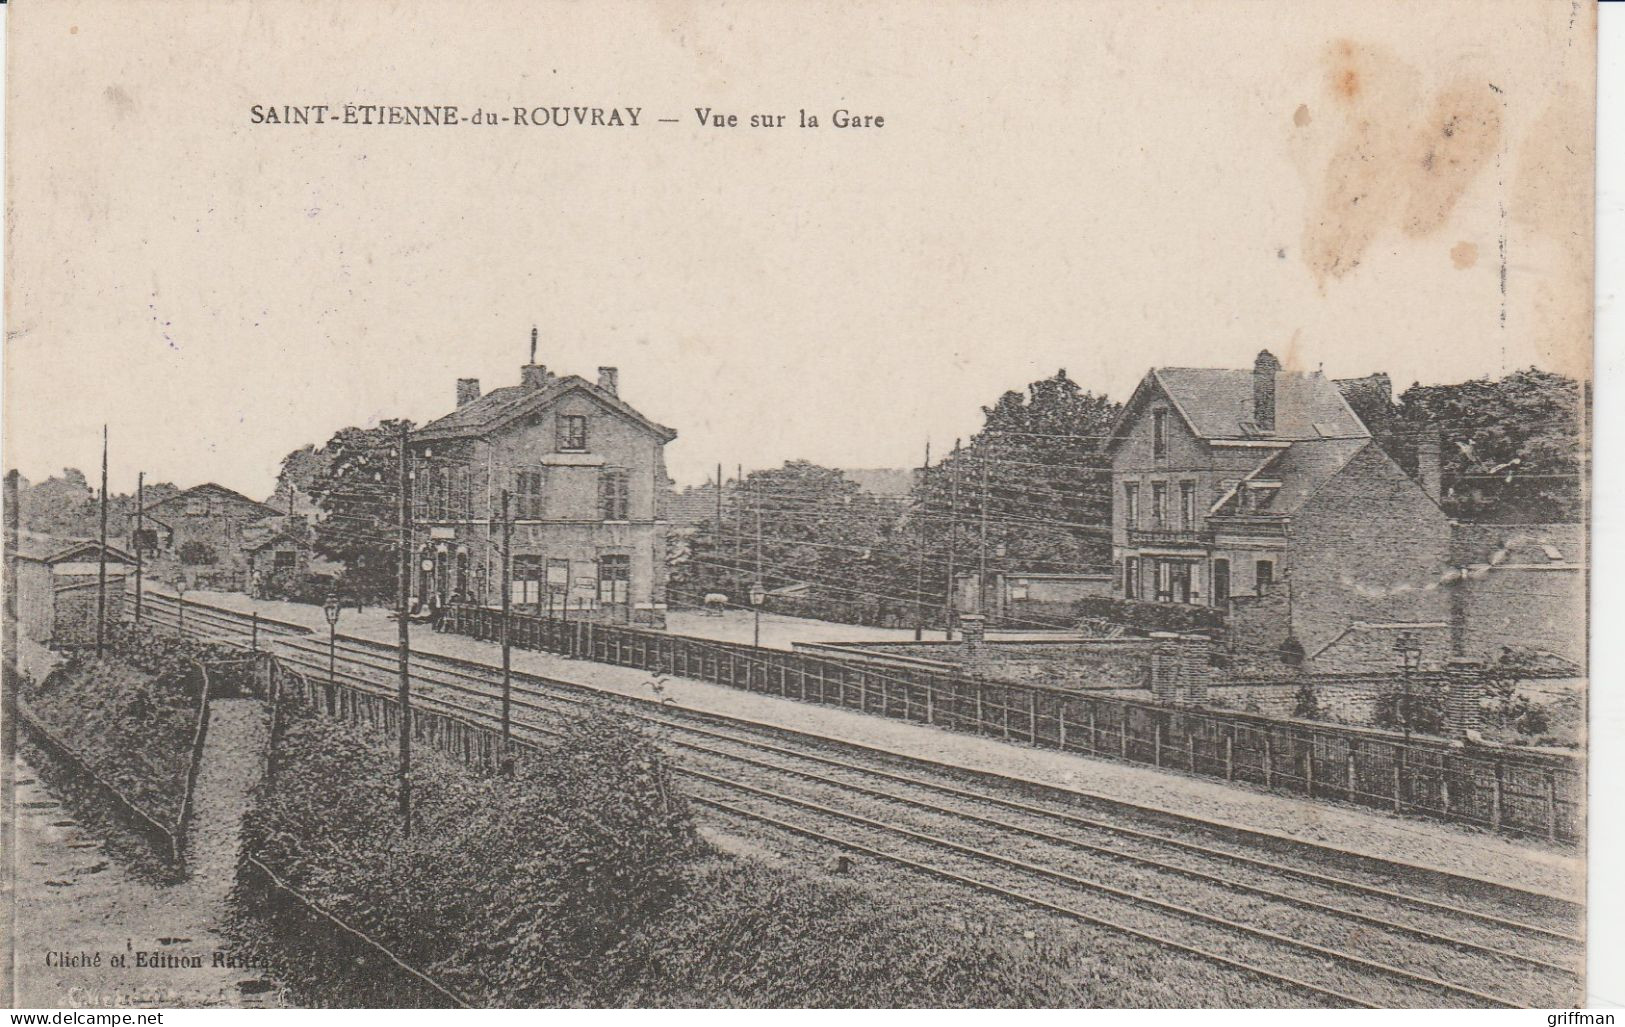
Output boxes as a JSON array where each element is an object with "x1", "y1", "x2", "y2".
[{"x1": 3, "y1": 0, "x2": 1594, "y2": 496}]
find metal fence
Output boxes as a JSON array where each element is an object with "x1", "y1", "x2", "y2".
[{"x1": 442, "y1": 604, "x2": 1583, "y2": 844}]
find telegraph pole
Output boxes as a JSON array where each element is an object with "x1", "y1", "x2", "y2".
[
  {"x1": 979, "y1": 446, "x2": 990, "y2": 618},
  {"x1": 753, "y1": 475, "x2": 764, "y2": 648},
  {"x1": 96, "y1": 425, "x2": 109, "y2": 657},
  {"x1": 944, "y1": 438, "x2": 960, "y2": 640},
  {"x1": 134, "y1": 472, "x2": 145, "y2": 624},
  {"x1": 3, "y1": 471, "x2": 20, "y2": 966},
  {"x1": 499, "y1": 489, "x2": 513, "y2": 770},
  {"x1": 913, "y1": 440, "x2": 930, "y2": 641},
  {"x1": 396, "y1": 423, "x2": 413, "y2": 836}
]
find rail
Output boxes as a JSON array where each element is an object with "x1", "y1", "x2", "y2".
[{"x1": 128, "y1": 590, "x2": 1583, "y2": 845}]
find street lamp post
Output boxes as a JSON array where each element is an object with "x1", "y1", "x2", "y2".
[
  {"x1": 1395, "y1": 631, "x2": 1422, "y2": 743},
  {"x1": 324, "y1": 593, "x2": 342, "y2": 714},
  {"x1": 173, "y1": 574, "x2": 189, "y2": 639},
  {"x1": 750, "y1": 582, "x2": 765, "y2": 650}
]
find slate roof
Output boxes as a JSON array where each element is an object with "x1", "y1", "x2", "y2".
[
  {"x1": 242, "y1": 528, "x2": 311, "y2": 553},
  {"x1": 13, "y1": 531, "x2": 136, "y2": 565},
  {"x1": 1150, "y1": 367, "x2": 1370, "y2": 442},
  {"x1": 1250, "y1": 438, "x2": 1373, "y2": 513},
  {"x1": 143, "y1": 482, "x2": 283, "y2": 519},
  {"x1": 413, "y1": 375, "x2": 677, "y2": 443}
]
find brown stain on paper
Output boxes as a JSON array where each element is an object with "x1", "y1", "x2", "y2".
[
  {"x1": 1301, "y1": 40, "x2": 1503, "y2": 287},
  {"x1": 1449, "y1": 241, "x2": 1478, "y2": 269}
]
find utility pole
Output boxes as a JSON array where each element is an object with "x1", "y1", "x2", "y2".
[
  {"x1": 396, "y1": 423, "x2": 413, "y2": 836},
  {"x1": 913, "y1": 440, "x2": 930, "y2": 641},
  {"x1": 96, "y1": 425, "x2": 109, "y2": 657},
  {"x1": 499, "y1": 489, "x2": 513, "y2": 770},
  {"x1": 134, "y1": 472, "x2": 145, "y2": 624},
  {"x1": 944, "y1": 438, "x2": 960, "y2": 640},
  {"x1": 978, "y1": 446, "x2": 990, "y2": 618},
  {"x1": 3, "y1": 471, "x2": 20, "y2": 961},
  {"x1": 753, "y1": 475, "x2": 764, "y2": 649}
]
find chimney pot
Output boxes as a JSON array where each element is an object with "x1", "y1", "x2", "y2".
[
  {"x1": 1253, "y1": 350, "x2": 1280, "y2": 432},
  {"x1": 1418, "y1": 430, "x2": 1443, "y2": 504},
  {"x1": 456, "y1": 378, "x2": 481, "y2": 407},
  {"x1": 597, "y1": 366, "x2": 619, "y2": 395}
]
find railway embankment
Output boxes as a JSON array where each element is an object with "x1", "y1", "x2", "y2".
[
  {"x1": 150, "y1": 588, "x2": 1582, "y2": 897},
  {"x1": 227, "y1": 690, "x2": 1326, "y2": 1007}
]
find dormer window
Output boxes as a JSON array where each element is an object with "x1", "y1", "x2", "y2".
[
  {"x1": 557, "y1": 414, "x2": 588, "y2": 452},
  {"x1": 1152, "y1": 409, "x2": 1168, "y2": 459}
]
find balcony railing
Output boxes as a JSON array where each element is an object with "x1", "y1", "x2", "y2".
[
  {"x1": 1208, "y1": 514, "x2": 1290, "y2": 538},
  {"x1": 1126, "y1": 526, "x2": 1213, "y2": 547}
]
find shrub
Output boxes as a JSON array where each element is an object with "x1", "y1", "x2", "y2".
[
  {"x1": 1292, "y1": 680, "x2": 1319, "y2": 719},
  {"x1": 1278, "y1": 636, "x2": 1305, "y2": 667},
  {"x1": 1371, "y1": 684, "x2": 1444, "y2": 736},
  {"x1": 240, "y1": 702, "x2": 699, "y2": 1003},
  {"x1": 1070, "y1": 596, "x2": 1225, "y2": 635},
  {"x1": 260, "y1": 570, "x2": 341, "y2": 605},
  {"x1": 177, "y1": 540, "x2": 218, "y2": 565},
  {"x1": 22, "y1": 635, "x2": 206, "y2": 822}
]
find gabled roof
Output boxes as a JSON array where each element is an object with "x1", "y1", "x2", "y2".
[
  {"x1": 1109, "y1": 364, "x2": 1370, "y2": 451},
  {"x1": 1253, "y1": 438, "x2": 1373, "y2": 513},
  {"x1": 14, "y1": 531, "x2": 136, "y2": 565},
  {"x1": 143, "y1": 482, "x2": 283, "y2": 519},
  {"x1": 1153, "y1": 368, "x2": 1369, "y2": 441},
  {"x1": 412, "y1": 375, "x2": 677, "y2": 443},
  {"x1": 242, "y1": 529, "x2": 311, "y2": 553}
]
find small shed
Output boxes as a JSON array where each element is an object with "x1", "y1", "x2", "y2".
[
  {"x1": 13, "y1": 534, "x2": 137, "y2": 648},
  {"x1": 242, "y1": 529, "x2": 312, "y2": 588}
]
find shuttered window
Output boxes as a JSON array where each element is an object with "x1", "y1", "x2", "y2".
[{"x1": 600, "y1": 468, "x2": 630, "y2": 520}]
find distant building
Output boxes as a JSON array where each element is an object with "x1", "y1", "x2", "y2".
[
  {"x1": 954, "y1": 569, "x2": 1114, "y2": 626},
  {"x1": 135, "y1": 483, "x2": 285, "y2": 591},
  {"x1": 1105, "y1": 351, "x2": 1453, "y2": 665},
  {"x1": 410, "y1": 331, "x2": 678, "y2": 626},
  {"x1": 1448, "y1": 523, "x2": 1586, "y2": 668},
  {"x1": 242, "y1": 526, "x2": 314, "y2": 587},
  {"x1": 13, "y1": 533, "x2": 135, "y2": 648}
]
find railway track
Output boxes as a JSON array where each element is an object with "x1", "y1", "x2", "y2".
[{"x1": 131, "y1": 595, "x2": 1585, "y2": 1008}]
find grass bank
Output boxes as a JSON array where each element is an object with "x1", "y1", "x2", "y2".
[{"x1": 232, "y1": 700, "x2": 1214, "y2": 1007}]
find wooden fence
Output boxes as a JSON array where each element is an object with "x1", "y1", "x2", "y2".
[
  {"x1": 441, "y1": 604, "x2": 1583, "y2": 844},
  {"x1": 16, "y1": 657, "x2": 213, "y2": 867}
]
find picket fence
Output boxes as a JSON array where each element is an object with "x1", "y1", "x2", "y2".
[{"x1": 441, "y1": 604, "x2": 1582, "y2": 844}]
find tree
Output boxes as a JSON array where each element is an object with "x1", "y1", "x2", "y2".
[
  {"x1": 269, "y1": 443, "x2": 332, "y2": 514},
  {"x1": 907, "y1": 370, "x2": 1120, "y2": 623},
  {"x1": 1388, "y1": 368, "x2": 1588, "y2": 523},
  {"x1": 16, "y1": 468, "x2": 96, "y2": 537},
  {"x1": 305, "y1": 419, "x2": 414, "y2": 599},
  {"x1": 177, "y1": 540, "x2": 218, "y2": 565},
  {"x1": 668, "y1": 461, "x2": 908, "y2": 624}
]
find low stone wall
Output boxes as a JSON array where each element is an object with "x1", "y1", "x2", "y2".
[{"x1": 803, "y1": 637, "x2": 1157, "y2": 690}]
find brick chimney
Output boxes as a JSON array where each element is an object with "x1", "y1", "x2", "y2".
[
  {"x1": 597, "y1": 366, "x2": 619, "y2": 396},
  {"x1": 520, "y1": 325, "x2": 550, "y2": 389},
  {"x1": 456, "y1": 378, "x2": 481, "y2": 407},
  {"x1": 1253, "y1": 350, "x2": 1280, "y2": 432},
  {"x1": 1417, "y1": 430, "x2": 1442, "y2": 504}
]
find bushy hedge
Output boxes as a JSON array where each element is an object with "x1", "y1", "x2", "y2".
[
  {"x1": 258, "y1": 570, "x2": 341, "y2": 605},
  {"x1": 23, "y1": 635, "x2": 206, "y2": 823},
  {"x1": 1071, "y1": 596, "x2": 1225, "y2": 635},
  {"x1": 236, "y1": 704, "x2": 1123, "y2": 1006},
  {"x1": 239, "y1": 705, "x2": 699, "y2": 1004}
]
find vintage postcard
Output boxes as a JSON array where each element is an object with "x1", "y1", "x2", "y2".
[{"x1": 2, "y1": 0, "x2": 1597, "y2": 1011}]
